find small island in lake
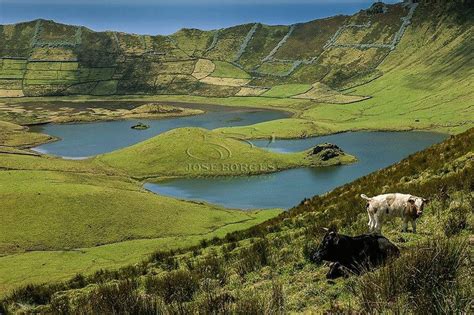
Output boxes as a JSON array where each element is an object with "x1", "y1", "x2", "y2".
[{"x1": 131, "y1": 122, "x2": 150, "y2": 130}]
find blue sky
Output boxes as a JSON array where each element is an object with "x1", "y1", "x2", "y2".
[{"x1": 0, "y1": 0, "x2": 401, "y2": 35}]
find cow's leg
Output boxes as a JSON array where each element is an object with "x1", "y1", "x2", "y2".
[
  {"x1": 402, "y1": 217, "x2": 409, "y2": 232},
  {"x1": 411, "y1": 220, "x2": 417, "y2": 233},
  {"x1": 367, "y1": 211, "x2": 374, "y2": 231},
  {"x1": 327, "y1": 262, "x2": 344, "y2": 279},
  {"x1": 374, "y1": 214, "x2": 382, "y2": 234}
]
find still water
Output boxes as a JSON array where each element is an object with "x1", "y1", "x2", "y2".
[
  {"x1": 30, "y1": 106, "x2": 288, "y2": 158},
  {"x1": 145, "y1": 131, "x2": 447, "y2": 209},
  {"x1": 30, "y1": 104, "x2": 446, "y2": 209}
]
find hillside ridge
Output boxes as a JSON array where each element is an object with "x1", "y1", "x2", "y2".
[{"x1": 0, "y1": 1, "x2": 438, "y2": 97}]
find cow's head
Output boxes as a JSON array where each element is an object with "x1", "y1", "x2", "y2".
[
  {"x1": 311, "y1": 229, "x2": 340, "y2": 264},
  {"x1": 408, "y1": 196, "x2": 429, "y2": 218}
]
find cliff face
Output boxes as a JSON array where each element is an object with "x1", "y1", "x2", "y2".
[{"x1": 0, "y1": 1, "x2": 471, "y2": 97}]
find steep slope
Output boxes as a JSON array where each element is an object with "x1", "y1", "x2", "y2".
[
  {"x1": 0, "y1": 1, "x2": 421, "y2": 97},
  {"x1": 2, "y1": 126, "x2": 471, "y2": 312}
]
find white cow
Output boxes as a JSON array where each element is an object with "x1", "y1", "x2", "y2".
[{"x1": 361, "y1": 193, "x2": 429, "y2": 234}]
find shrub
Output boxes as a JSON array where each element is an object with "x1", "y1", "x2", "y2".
[
  {"x1": 235, "y1": 238, "x2": 271, "y2": 276},
  {"x1": 355, "y1": 237, "x2": 471, "y2": 314},
  {"x1": 443, "y1": 199, "x2": 471, "y2": 237},
  {"x1": 145, "y1": 269, "x2": 198, "y2": 304},
  {"x1": 7, "y1": 283, "x2": 59, "y2": 306},
  {"x1": 196, "y1": 283, "x2": 235, "y2": 314},
  {"x1": 72, "y1": 279, "x2": 157, "y2": 314},
  {"x1": 234, "y1": 290, "x2": 265, "y2": 314},
  {"x1": 150, "y1": 250, "x2": 179, "y2": 270},
  {"x1": 191, "y1": 253, "x2": 227, "y2": 284},
  {"x1": 267, "y1": 281, "x2": 285, "y2": 314},
  {"x1": 444, "y1": 210, "x2": 468, "y2": 237}
]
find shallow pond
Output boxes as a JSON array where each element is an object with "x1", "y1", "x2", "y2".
[{"x1": 145, "y1": 131, "x2": 447, "y2": 209}]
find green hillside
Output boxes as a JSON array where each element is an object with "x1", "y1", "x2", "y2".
[
  {"x1": 0, "y1": 0, "x2": 472, "y2": 135},
  {"x1": 0, "y1": 0, "x2": 472, "y2": 311},
  {"x1": 0, "y1": 1, "x2": 449, "y2": 97},
  {"x1": 95, "y1": 127, "x2": 355, "y2": 179},
  {"x1": 2, "y1": 127, "x2": 471, "y2": 313},
  {"x1": 0, "y1": 148, "x2": 283, "y2": 293}
]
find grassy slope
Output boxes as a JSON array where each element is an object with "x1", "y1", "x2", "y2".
[
  {"x1": 211, "y1": 61, "x2": 251, "y2": 79},
  {"x1": 0, "y1": 209, "x2": 279, "y2": 295},
  {"x1": 0, "y1": 121, "x2": 54, "y2": 148},
  {"x1": 262, "y1": 84, "x2": 312, "y2": 98},
  {"x1": 215, "y1": 118, "x2": 339, "y2": 139},
  {"x1": 95, "y1": 127, "x2": 355, "y2": 179},
  {"x1": 301, "y1": 7, "x2": 474, "y2": 135},
  {"x1": 4, "y1": 128, "x2": 471, "y2": 313},
  {"x1": 216, "y1": 5, "x2": 473, "y2": 138},
  {"x1": 0, "y1": 151, "x2": 283, "y2": 293}
]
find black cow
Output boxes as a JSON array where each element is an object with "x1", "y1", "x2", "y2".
[{"x1": 311, "y1": 230, "x2": 399, "y2": 279}]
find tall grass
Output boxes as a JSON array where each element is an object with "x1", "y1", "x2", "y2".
[
  {"x1": 355, "y1": 237, "x2": 472, "y2": 314},
  {"x1": 1, "y1": 129, "x2": 472, "y2": 313}
]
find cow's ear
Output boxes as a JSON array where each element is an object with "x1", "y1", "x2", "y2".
[{"x1": 423, "y1": 198, "x2": 430, "y2": 204}]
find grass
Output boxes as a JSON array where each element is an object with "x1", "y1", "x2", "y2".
[
  {"x1": 0, "y1": 152, "x2": 280, "y2": 254},
  {"x1": 2, "y1": 128, "x2": 471, "y2": 313},
  {"x1": 355, "y1": 237, "x2": 471, "y2": 314},
  {"x1": 262, "y1": 84, "x2": 312, "y2": 98},
  {"x1": 292, "y1": 82, "x2": 369, "y2": 104},
  {"x1": 0, "y1": 209, "x2": 279, "y2": 295},
  {"x1": 0, "y1": 3, "x2": 472, "y2": 308},
  {"x1": 300, "y1": 10, "x2": 473, "y2": 135},
  {"x1": 95, "y1": 127, "x2": 355, "y2": 178},
  {"x1": 257, "y1": 61, "x2": 295, "y2": 75},
  {"x1": 0, "y1": 121, "x2": 54, "y2": 148},
  {"x1": 0, "y1": 147, "x2": 284, "y2": 295},
  {"x1": 210, "y1": 61, "x2": 251, "y2": 79},
  {"x1": 215, "y1": 118, "x2": 339, "y2": 139},
  {"x1": 238, "y1": 24, "x2": 290, "y2": 70}
]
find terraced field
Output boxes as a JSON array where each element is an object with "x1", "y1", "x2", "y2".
[{"x1": 0, "y1": 2, "x2": 422, "y2": 99}]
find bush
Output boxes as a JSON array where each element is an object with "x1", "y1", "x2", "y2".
[
  {"x1": 355, "y1": 237, "x2": 471, "y2": 314},
  {"x1": 72, "y1": 279, "x2": 157, "y2": 314},
  {"x1": 234, "y1": 290, "x2": 265, "y2": 314},
  {"x1": 267, "y1": 281, "x2": 285, "y2": 314},
  {"x1": 195, "y1": 283, "x2": 235, "y2": 314},
  {"x1": 235, "y1": 238, "x2": 271, "y2": 276},
  {"x1": 191, "y1": 253, "x2": 227, "y2": 285},
  {"x1": 145, "y1": 269, "x2": 198, "y2": 304},
  {"x1": 443, "y1": 200, "x2": 471, "y2": 237},
  {"x1": 7, "y1": 283, "x2": 58, "y2": 306}
]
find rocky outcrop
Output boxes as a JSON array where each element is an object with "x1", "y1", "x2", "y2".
[{"x1": 309, "y1": 143, "x2": 345, "y2": 161}]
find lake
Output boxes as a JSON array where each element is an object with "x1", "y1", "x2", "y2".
[
  {"x1": 30, "y1": 105, "x2": 288, "y2": 158},
  {"x1": 145, "y1": 131, "x2": 447, "y2": 209},
  {"x1": 30, "y1": 104, "x2": 447, "y2": 209}
]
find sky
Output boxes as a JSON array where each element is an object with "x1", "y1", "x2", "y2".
[{"x1": 0, "y1": 0, "x2": 401, "y2": 35}]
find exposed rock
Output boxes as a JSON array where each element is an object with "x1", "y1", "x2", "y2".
[{"x1": 309, "y1": 143, "x2": 345, "y2": 161}]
